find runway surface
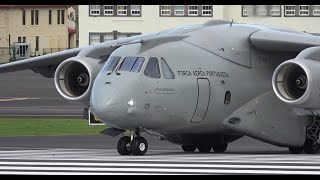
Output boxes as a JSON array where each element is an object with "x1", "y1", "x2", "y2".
[
  {"x1": 0, "y1": 70, "x2": 84, "y2": 118},
  {"x1": 0, "y1": 135, "x2": 319, "y2": 175}
]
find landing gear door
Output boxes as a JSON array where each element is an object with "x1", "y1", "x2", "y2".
[{"x1": 191, "y1": 78, "x2": 211, "y2": 123}]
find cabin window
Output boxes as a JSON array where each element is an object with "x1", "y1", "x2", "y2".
[
  {"x1": 144, "y1": 57, "x2": 161, "y2": 79},
  {"x1": 119, "y1": 57, "x2": 145, "y2": 72},
  {"x1": 103, "y1": 56, "x2": 120, "y2": 71},
  {"x1": 224, "y1": 91, "x2": 231, "y2": 105},
  {"x1": 161, "y1": 58, "x2": 175, "y2": 79}
]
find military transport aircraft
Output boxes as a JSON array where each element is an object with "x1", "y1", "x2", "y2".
[{"x1": 0, "y1": 20, "x2": 320, "y2": 156}]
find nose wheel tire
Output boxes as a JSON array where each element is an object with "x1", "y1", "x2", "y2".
[
  {"x1": 130, "y1": 137, "x2": 148, "y2": 156},
  {"x1": 212, "y1": 144, "x2": 228, "y2": 153},
  {"x1": 117, "y1": 136, "x2": 131, "y2": 155},
  {"x1": 289, "y1": 147, "x2": 304, "y2": 154},
  {"x1": 303, "y1": 138, "x2": 320, "y2": 154},
  {"x1": 182, "y1": 145, "x2": 197, "y2": 152},
  {"x1": 197, "y1": 145, "x2": 211, "y2": 153}
]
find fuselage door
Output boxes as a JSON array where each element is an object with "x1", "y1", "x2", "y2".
[{"x1": 191, "y1": 78, "x2": 211, "y2": 123}]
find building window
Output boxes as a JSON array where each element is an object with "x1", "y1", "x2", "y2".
[
  {"x1": 188, "y1": 5, "x2": 198, "y2": 16},
  {"x1": 202, "y1": 5, "x2": 212, "y2": 16},
  {"x1": 174, "y1": 5, "x2": 184, "y2": 16},
  {"x1": 103, "y1": 33, "x2": 114, "y2": 42},
  {"x1": 57, "y1": 10, "x2": 65, "y2": 24},
  {"x1": 161, "y1": 5, "x2": 171, "y2": 16},
  {"x1": 90, "y1": 5, "x2": 100, "y2": 15},
  {"x1": 18, "y1": 37, "x2": 21, "y2": 43},
  {"x1": 61, "y1": 10, "x2": 65, "y2": 24},
  {"x1": 117, "y1": 5, "x2": 127, "y2": 15},
  {"x1": 31, "y1": 10, "x2": 34, "y2": 25},
  {"x1": 285, "y1": 5, "x2": 295, "y2": 16},
  {"x1": 131, "y1": 5, "x2": 141, "y2": 16},
  {"x1": 49, "y1": 10, "x2": 52, "y2": 24},
  {"x1": 299, "y1": 5, "x2": 309, "y2": 16},
  {"x1": 89, "y1": 34, "x2": 100, "y2": 45},
  {"x1": 270, "y1": 5, "x2": 281, "y2": 16},
  {"x1": 57, "y1": 10, "x2": 60, "y2": 24},
  {"x1": 256, "y1": 5, "x2": 267, "y2": 16},
  {"x1": 36, "y1": 36, "x2": 39, "y2": 51},
  {"x1": 23, "y1": 37, "x2": 26, "y2": 43},
  {"x1": 89, "y1": 32, "x2": 141, "y2": 45},
  {"x1": 242, "y1": 5, "x2": 248, "y2": 16},
  {"x1": 35, "y1": 10, "x2": 39, "y2": 25},
  {"x1": 31, "y1": 10, "x2": 39, "y2": 25},
  {"x1": 116, "y1": 32, "x2": 140, "y2": 39},
  {"x1": 22, "y1": 10, "x2": 26, "y2": 25},
  {"x1": 313, "y1": 5, "x2": 320, "y2": 16},
  {"x1": 104, "y1": 5, "x2": 113, "y2": 15}
]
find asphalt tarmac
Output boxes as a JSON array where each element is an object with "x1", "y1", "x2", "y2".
[{"x1": 0, "y1": 70, "x2": 84, "y2": 118}]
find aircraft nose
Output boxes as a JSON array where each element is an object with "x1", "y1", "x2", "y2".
[{"x1": 90, "y1": 80, "x2": 128, "y2": 126}]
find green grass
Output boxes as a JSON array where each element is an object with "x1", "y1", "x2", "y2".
[{"x1": 0, "y1": 118, "x2": 107, "y2": 136}]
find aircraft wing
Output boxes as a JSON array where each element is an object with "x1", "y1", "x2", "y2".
[
  {"x1": 250, "y1": 30, "x2": 320, "y2": 52},
  {"x1": 0, "y1": 47, "x2": 82, "y2": 75}
]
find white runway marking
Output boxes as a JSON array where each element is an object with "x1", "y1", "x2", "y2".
[
  {"x1": 0, "y1": 148, "x2": 320, "y2": 174},
  {"x1": 0, "y1": 98, "x2": 39, "y2": 102}
]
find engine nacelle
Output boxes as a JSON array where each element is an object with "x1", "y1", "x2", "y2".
[
  {"x1": 272, "y1": 58, "x2": 320, "y2": 109},
  {"x1": 54, "y1": 57, "x2": 103, "y2": 104}
]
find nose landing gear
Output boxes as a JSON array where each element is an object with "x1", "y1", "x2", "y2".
[{"x1": 117, "y1": 130, "x2": 148, "y2": 156}]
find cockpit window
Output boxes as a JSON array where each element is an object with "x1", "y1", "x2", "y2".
[
  {"x1": 144, "y1": 57, "x2": 161, "y2": 79},
  {"x1": 161, "y1": 58, "x2": 175, "y2": 79},
  {"x1": 102, "y1": 56, "x2": 120, "y2": 71},
  {"x1": 119, "y1": 57, "x2": 145, "y2": 72},
  {"x1": 131, "y1": 57, "x2": 145, "y2": 72}
]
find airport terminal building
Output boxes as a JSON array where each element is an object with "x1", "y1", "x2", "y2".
[{"x1": 79, "y1": 5, "x2": 320, "y2": 47}]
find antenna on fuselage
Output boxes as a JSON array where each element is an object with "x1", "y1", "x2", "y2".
[{"x1": 230, "y1": 19, "x2": 234, "y2": 27}]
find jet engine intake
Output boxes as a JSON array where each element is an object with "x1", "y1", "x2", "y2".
[
  {"x1": 54, "y1": 57, "x2": 103, "y2": 104},
  {"x1": 272, "y1": 59, "x2": 320, "y2": 109}
]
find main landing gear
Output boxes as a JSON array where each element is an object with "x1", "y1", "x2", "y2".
[
  {"x1": 289, "y1": 111, "x2": 320, "y2": 154},
  {"x1": 117, "y1": 130, "x2": 148, "y2": 156},
  {"x1": 182, "y1": 144, "x2": 228, "y2": 153}
]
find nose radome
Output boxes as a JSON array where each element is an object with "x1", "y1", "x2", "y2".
[{"x1": 90, "y1": 78, "x2": 125, "y2": 123}]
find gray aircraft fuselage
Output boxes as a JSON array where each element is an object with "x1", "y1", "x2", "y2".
[{"x1": 90, "y1": 24, "x2": 297, "y2": 143}]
